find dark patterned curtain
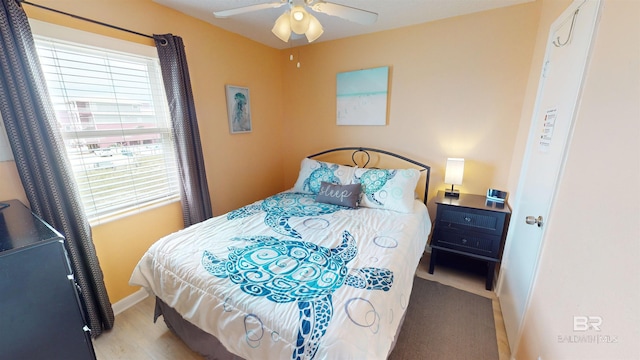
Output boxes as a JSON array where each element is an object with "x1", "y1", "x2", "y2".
[
  {"x1": 0, "y1": 0, "x2": 114, "y2": 336},
  {"x1": 154, "y1": 34, "x2": 213, "y2": 226}
]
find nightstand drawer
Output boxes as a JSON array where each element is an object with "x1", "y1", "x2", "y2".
[
  {"x1": 432, "y1": 228, "x2": 501, "y2": 258},
  {"x1": 438, "y1": 207, "x2": 505, "y2": 236}
]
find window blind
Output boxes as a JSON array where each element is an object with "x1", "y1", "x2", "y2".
[
  {"x1": 0, "y1": 113, "x2": 13, "y2": 161},
  {"x1": 34, "y1": 37, "x2": 180, "y2": 223}
]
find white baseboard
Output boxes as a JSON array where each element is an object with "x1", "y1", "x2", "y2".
[{"x1": 112, "y1": 288, "x2": 149, "y2": 316}]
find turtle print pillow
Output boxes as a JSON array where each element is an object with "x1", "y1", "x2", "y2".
[
  {"x1": 352, "y1": 168, "x2": 420, "y2": 213},
  {"x1": 292, "y1": 158, "x2": 356, "y2": 195}
]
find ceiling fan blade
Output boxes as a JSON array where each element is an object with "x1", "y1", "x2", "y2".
[
  {"x1": 310, "y1": 1, "x2": 378, "y2": 25},
  {"x1": 214, "y1": 1, "x2": 287, "y2": 18}
]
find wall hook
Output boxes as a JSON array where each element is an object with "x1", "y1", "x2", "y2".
[{"x1": 553, "y1": 8, "x2": 579, "y2": 47}]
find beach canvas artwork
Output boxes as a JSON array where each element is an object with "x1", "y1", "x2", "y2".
[{"x1": 336, "y1": 66, "x2": 389, "y2": 126}]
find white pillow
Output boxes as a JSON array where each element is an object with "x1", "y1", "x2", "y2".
[
  {"x1": 292, "y1": 158, "x2": 356, "y2": 195},
  {"x1": 353, "y1": 168, "x2": 420, "y2": 213}
]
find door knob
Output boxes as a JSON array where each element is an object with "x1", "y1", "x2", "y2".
[{"x1": 525, "y1": 215, "x2": 543, "y2": 227}]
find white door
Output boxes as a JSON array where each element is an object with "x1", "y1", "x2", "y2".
[{"x1": 496, "y1": 0, "x2": 602, "y2": 353}]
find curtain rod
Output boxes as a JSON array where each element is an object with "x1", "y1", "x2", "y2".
[{"x1": 20, "y1": 0, "x2": 155, "y2": 41}]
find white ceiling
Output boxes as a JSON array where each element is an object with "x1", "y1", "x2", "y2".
[{"x1": 152, "y1": 0, "x2": 533, "y2": 49}]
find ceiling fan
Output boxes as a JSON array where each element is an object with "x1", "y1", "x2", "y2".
[{"x1": 213, "y1": 0, "x2": 378, "y2": 43}]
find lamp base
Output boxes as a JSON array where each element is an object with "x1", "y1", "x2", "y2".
[{"x1": 444, "y1": 189, "x2": 460, "y2": 198}]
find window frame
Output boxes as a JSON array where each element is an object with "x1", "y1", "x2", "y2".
[{"x1": 29, "y1": 19, "x2": 180, "y2": 225}]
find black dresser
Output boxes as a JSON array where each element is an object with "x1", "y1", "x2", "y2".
[
  {"x1": 428, "y1": 191, "x2": 511, "y2": 290},
  {"x1": 0, "y1": 199, "x2": 96, "y2": 359}
]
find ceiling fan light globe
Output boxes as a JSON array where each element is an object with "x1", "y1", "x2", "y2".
[
  {"x1": 292, "y1": 10, "x2": 304, "y2": 21},
  {"x1": 290, "y1": 6, "x2": 310, "y2": 34},
  {"x1": 305, "y1": 14, "x2": 323, "y2": 42},
  {"x1": 272, "y1": 11, "x2": 292, "y2": 42}
]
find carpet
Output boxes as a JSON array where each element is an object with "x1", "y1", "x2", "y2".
[{"x1": 388, "y1": 277, "x2": 499, "y2": 360}]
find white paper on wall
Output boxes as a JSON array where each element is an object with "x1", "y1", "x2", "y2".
[{"x1": 538, "y1": 107, "x2": 558, "y2": 152}]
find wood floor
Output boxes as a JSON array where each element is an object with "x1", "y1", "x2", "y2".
[
  {"x1": 92, "y1": 295, "x2": 202, "y2": 360},
  {"x1": 93, "y1": 253, "x2": 511, "y2": 359}
]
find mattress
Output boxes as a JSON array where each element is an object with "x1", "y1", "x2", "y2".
[{"x1": 130, "y1": 192, "x2": 431, "y2": 359}]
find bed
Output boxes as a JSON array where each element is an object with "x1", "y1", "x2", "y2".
[{"x1": 130, "y1": 147, "x2": 432, "y2": 359}]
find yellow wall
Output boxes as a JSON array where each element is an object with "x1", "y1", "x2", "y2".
[
  {"x1": 280, "y1": 2, "x2": 541, "y2": 215},
  {"x1": 513, "y1": 0, "x2": 640, "y2": 358},
  {"x1": 91, "y1": 201, "x2": 184, "y2": 302},
  {"x1": 0, "y1": 161, "x2": 27, "y2": 205},
  {"x1": 0, "y1": 0, "x2": 541, "y2": 303}
]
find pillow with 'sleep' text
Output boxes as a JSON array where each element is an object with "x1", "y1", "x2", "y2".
[{"x1": 315, "y1": 182, "x2": 361, "y2": 208}]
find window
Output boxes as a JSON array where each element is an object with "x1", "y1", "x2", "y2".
[
  {"x1": 31, "y1": 21, "x2": 179, "y2": 223},
  {"x1": 0, "y1": 113, "x2": 12, "y2": 161}
]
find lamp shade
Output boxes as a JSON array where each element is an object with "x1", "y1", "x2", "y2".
[
  {"x1": 305, "y1": 14, "x2": 324, "y2": 42},
  {"x1": 272, "y1": 11, "x2": 292, "y2": 42},
  {"x1": 444, "y1": 158, "x2": 465, "y2": 185},
  {"x1": 290, "y1": 6, "x2": 310, "y2": 34}
]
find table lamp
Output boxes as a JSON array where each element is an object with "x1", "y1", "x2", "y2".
[{"x1": 444, "y1": 158, "x2": 464, "y2": 198}]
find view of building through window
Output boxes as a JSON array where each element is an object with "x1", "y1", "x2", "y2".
[{"x1": 33, "y1": 35, "x2": 179, "y2": 222}]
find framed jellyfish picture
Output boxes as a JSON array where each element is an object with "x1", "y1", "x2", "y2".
[{"x1": 225, "y1": 85, "x2": 252, "y2": 134}]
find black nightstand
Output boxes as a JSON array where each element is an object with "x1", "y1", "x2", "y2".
[{"x1": 428, "y1": 191, "x2": 511, "y2": 290}]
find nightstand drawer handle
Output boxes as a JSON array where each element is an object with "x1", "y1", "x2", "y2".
[{"x1": 464, "y1": 216, "x2": 472, "y2": 222}]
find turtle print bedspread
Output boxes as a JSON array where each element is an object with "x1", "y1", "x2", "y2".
[{"x1": 130, "y1": 192, "x2": 431, "y2": 360}]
